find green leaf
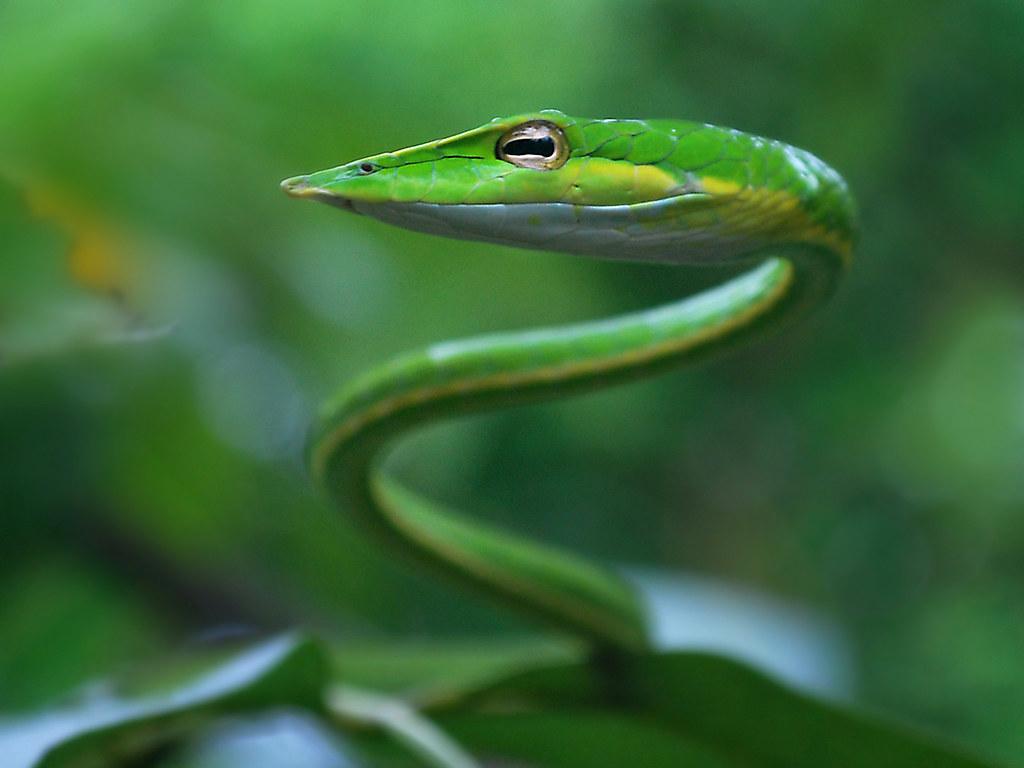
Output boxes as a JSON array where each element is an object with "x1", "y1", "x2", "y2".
[
  {"x1": 431, "y1": 651, "x2": 1008, "y2": 768},
  {"x1": 328, "y1": 639, "x2": 577, "y2": 695},
  {"x1": 435, "y1": 711, "x2": 735, "y2": 768},
  {"x1": 0, "y1": 633, "x2": 327, "y2": 768},
  {"x1": 155, "y1": 712, "x2": 363, "y2": 768}
]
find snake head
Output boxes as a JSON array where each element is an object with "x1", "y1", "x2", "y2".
[
  {"x1": 282, "y1": 110, "x2": 855, "y2": 263},
  {"x1": 280, "y1": 110, "x2": 690, "y2": 209}
]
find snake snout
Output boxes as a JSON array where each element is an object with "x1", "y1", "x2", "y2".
[
  {"x1": 280, "y1": 175, "x2": 359, "y2": 213},
  {"x1": 280, "y1": 175, "x2": 314, "y2": 197}
]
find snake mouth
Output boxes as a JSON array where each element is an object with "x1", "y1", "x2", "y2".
[
  {"x1": 280, "y1": 175, "x2": 315, "y2": 197},
  {"x1": 280, "y1": 175, "x2": 359, "y2": 213}
]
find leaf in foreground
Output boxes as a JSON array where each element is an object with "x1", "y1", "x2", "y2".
[
  {"x1": 430, "y1": 651, "x2": 1010, "y2": 768},
  {"x1": 0, "y1": 634, "x2": 325, "y2": 768}
]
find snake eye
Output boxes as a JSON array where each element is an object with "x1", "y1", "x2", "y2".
[
  {"x1": 359, "y1": 162, "x2": 376, "y2": 174},
  {"x1": 496, "y1": 121, "x2": 569, "y2": 170}
]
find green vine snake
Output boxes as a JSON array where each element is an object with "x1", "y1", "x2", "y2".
[{"x1": 281, "y1": 110, "x2": 856, "y2": 653}]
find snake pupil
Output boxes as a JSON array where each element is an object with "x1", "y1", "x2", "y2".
[{"x1": 502, "y1": 137, "x2": 555, "y2": 158}]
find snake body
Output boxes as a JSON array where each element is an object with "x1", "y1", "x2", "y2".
[{"x1": 282, "y1": 110, "x2": 855, "y2": 652}]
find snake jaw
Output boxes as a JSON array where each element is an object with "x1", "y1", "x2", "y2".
[
  {"x1": 281, "y1": 175, "x2": 359, "y2": 213},
  {"x1": 280, "y1": 175, "x2": 314, "y2": 196}
]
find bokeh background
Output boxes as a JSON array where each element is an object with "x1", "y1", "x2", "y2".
[{"x1": 2, "y1": 0, "x2": 1022, "y2": 761}]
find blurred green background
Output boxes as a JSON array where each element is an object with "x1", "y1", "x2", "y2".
[{"x1": 1, "y1": 0, "x2": 1022, "y2": 761}]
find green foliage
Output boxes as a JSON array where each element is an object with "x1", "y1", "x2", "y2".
[
  {"x1": 1, "y1": 0, "x2": 1022, "y2": 764},
  {"x1": 0, "y1": 635, "x2": 1006, "y2": 768},
  {"x1": 1, "y1": 636, "x2": 325, "y2": 768},
  {"x1": 440, "y1": 652, "x2": 1002, "y2": 768}
]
